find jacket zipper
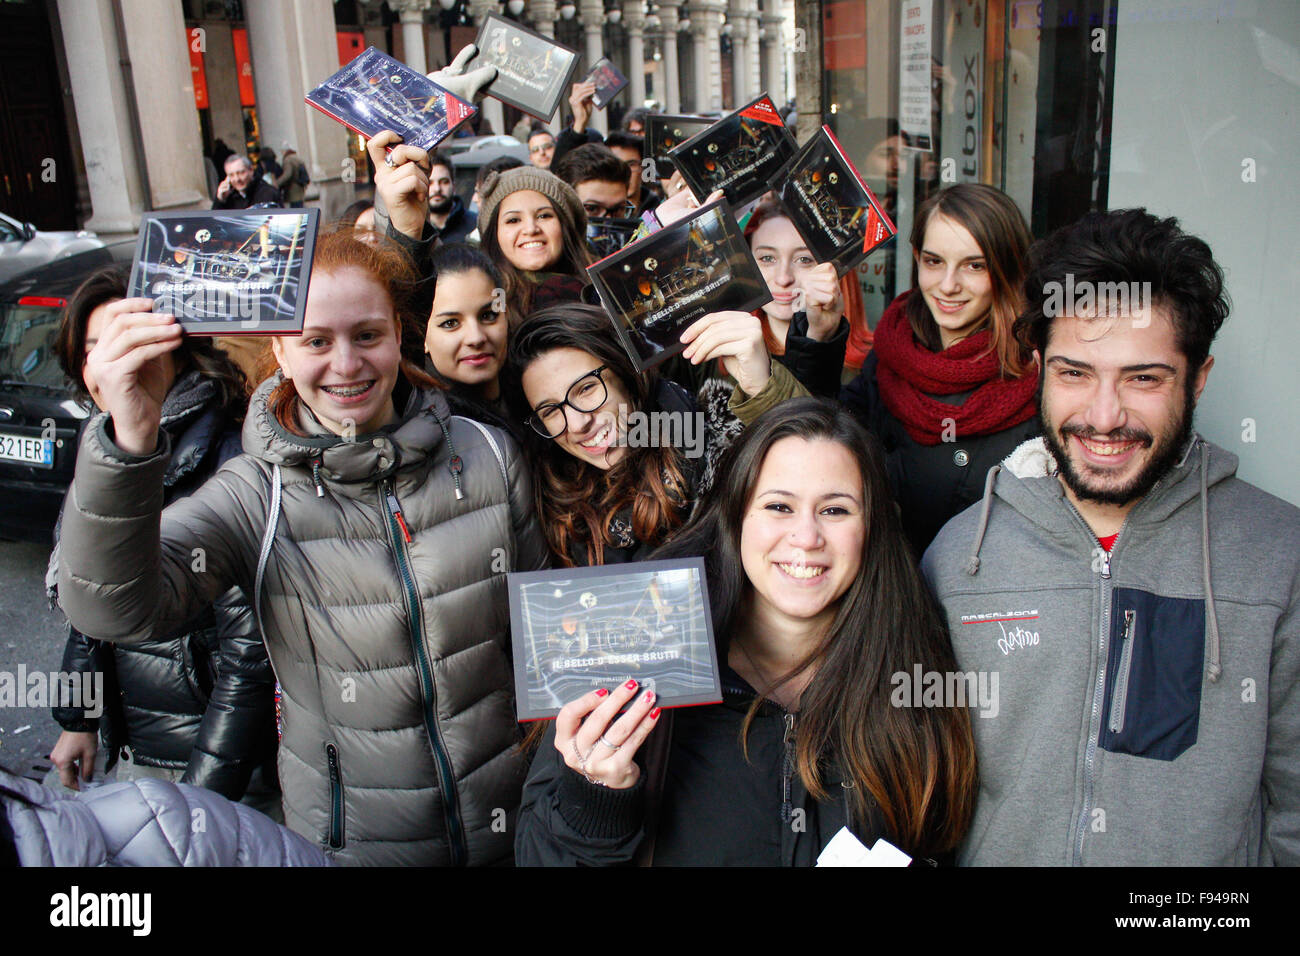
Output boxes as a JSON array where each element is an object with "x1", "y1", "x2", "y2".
[
  {"x1": 325, "y1": 742, "x2": 345, "y2": 849},
  {"x1": 781, "y1": 712, "x2": 797, "y2": 824},
  {"x1": 380, "y1": 479, "x2": 468, "y2": 866},
  {"x1": 1107, "y1": 610, "x2": 1138, "y2": 734}
]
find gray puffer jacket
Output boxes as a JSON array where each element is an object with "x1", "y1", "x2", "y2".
[
  {"x1": 57, "y1": 376, "x2": 550, "y2": 865},
  {"x1": 1, "y1": 768, "x2": 329, "y2": 866}
]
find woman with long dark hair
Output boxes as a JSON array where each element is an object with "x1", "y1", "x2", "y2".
[
  {"x1": 421, "y1": 243, "x2": 509, "y2": 417},
  {"x1": 515, "y1": 398, "x2": 978, "y2": 864},
  {"x1": 46, "y1": 267, "x2": 278, "y2": 812},
  {"x1": 842, "y1": 183, "x2": 1039, "y2": 555},
  {"x1": 54, "y1": 227, "x2": 549, "y2": 865},
  {"x1": 477, "y1": 166, "x2": 593, "y2": 323},
  {"x1": 505, "y1": 303, "x2": 777, "y2": 567}
]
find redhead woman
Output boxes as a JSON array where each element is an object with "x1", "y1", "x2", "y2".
[{"x1": 55, "y1": 227, "x2": 548, "y2": 865}]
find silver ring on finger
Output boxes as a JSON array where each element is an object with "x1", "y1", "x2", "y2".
[
  {"x1": 384, "y1": 153, "x2": 397, "y2": 168},
  {"x1": 598, "y1": 734, "x2": 621, "y2": 751}
]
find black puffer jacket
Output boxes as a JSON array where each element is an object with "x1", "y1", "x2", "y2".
[
  {"x1": 841, "y1": 350, "x2": 1041, "y2": 557},
  {"x1": 50, "y1": 370, "x2": 276, "y2": 798},
  {"x1": 515, "y1": 662, "x2": 892, "y2": 866}
]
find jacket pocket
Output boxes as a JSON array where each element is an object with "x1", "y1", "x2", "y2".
[
  {"x1": 324, "y1": 742, "x2": 346, "y2": 850},
  {"x1": 1100, "y1": 588, "x2": 1204, "y2": 761}
]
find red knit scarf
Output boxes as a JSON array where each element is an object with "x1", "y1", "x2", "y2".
[{"x1": 872, "y1": 292, "x2": 1038, "y2": 446}]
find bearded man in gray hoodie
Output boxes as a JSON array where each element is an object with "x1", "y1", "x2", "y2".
[{"x1": 922, "y1": 208, "x2": 1300, "y2": 865}]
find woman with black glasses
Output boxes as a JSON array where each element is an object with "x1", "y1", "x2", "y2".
[{"x1": 504, "y1": 303, "x2": 784, "y2": 568}]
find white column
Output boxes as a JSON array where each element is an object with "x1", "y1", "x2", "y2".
[
  {"x1": 689, "y1": 2, "x2": 722, "y2": 113},
  {"x1": 579, "y1": 0, "x2": 607, "y2": 135},
  {"x1": 623, "y1": 1, "x2": 646, "y2": 110},
  {"x1": 55, "y1": 0, "x2": 144, "y2": 233},
  {"x1": 245, "y1": 0, "x2": 351, "y2": 217},
  {"x1": 468, "y1": 0, "x2": 506, "y2": 133},
  {"x1": 731, "y1": 12, "x2": 749, "y2": 106},
  {"x1": 390, "y1": 0, "x2": 432, "y2": 74},
  {"x1": 745, "y1": 0, "x2": 763, "y2": 99},
  {"x1": 761, "y1": 0, "x2": 784, "y2": 101},
  {"x1": 659, "y1": 1, "x2": 682, "y2": 113}
]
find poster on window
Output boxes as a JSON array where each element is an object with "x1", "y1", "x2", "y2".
[{"x1": 899, "y1": 0, "x2": 933, "y2": 150}]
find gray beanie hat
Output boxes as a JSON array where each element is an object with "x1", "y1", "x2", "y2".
[{"x1": 476, "y1": 166, "x2": 587, "y2": 238}]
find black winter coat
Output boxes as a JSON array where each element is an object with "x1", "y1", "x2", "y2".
[
  {"x1": 840, "y1": 351, "x2": 1041, "y2": 557},
  {"x1": 50, "y1": 371, "x2": 276, "y2": 798},
  {"x1": 515, "y1": 663, "x2": 890, "y2": 866}
]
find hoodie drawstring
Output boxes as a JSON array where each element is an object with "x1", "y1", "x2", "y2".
[
  {"x1": 965, "y1": 465, "x2": 1001, "y2": 576},
  {"x1": 1200, "y1": 442, "x2": 1222, "y2": 683}
]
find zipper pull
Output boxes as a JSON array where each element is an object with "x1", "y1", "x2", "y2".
[
  {"x1": 781, "y1": 712, "x2": 796, "y2": 824},
  {"x1": 1122, "y1": 609, "x2": 1136, "y2": 642},
  {"x1": 311, "y1": 456, "x2": 325, "y2": 498},
  {"x1": 386, "y1": 488, "x2": 412, "y2": 543},
  {"x1": 1100, "y1": 548, "x2": 1111, "y2": 579},
  {"x1": 448, "y1": 454, "x2": 465, "y2": 501}
]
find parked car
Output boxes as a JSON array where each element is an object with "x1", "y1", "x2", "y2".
[
  {"x1": 440, "y1": 135, "x2": 530, "y2": 208},
  {"x1": 0, "y1": 240, "x2": 134, "y2": 542},
  {"x1": 0, "y1": 211, "x2": 105, "y2": 284}
]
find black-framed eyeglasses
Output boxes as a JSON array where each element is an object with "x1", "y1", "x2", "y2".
[
  {"x1": 527, "y1": 365, "x2": 609, "y2": 438},
  {"x1": 583, "y1": 200, "x2": 637, "y2": 220}
]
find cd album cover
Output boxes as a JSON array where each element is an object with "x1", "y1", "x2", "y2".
[
  {"x1": 128, "y1": 209, "x2": 319, "y2": 335},
  {"x1": 472, "y1": 13, "x2": 580, "y2": 120},
  {"x1": 586, "y1": 198, "x2": 770, "y2": 371},
  {"x1": 305, "y1": 46, "x2": 476, "y2": 151},
  {"x1": 508, "y1": 558, "x2": 722, "y2": 721},
  {"x1": 670, "y1": 94, "x2": 797, "y2": 208},
  {"x1": 644, "y1": 112, "x2": 714, "y2": 174},
  {"x1": 585, "y1": 56, "x2": 628, "y2": 109},
  {"x1": 777, "y1": 125, "x2": 898, "y2": 275}
]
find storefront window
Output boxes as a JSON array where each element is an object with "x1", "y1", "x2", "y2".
[{"x1": 822, "y1": 0, "x2": 1117, "y2": 320}]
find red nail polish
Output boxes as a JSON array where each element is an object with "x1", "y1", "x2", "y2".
[
  {"x1": 595, "y1": 688, "x2": 608, "y2": 697},
  {"x1": 650, "y1": 707, "x2": 662, "y2": 719},
  {"x1": 644, "y1": 691, "x2": 656, "y2": 705},
  {"x1": 624, "y1": 678, "x2": 638, "y2": 690}
]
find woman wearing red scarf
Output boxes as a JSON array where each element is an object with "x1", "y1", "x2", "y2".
[{"x1": 842, "y1": 184, "x2": 1038, "y2": 556}]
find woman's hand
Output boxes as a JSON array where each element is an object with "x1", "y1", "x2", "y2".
[
  {"x1": 555, "y1": 679, "x2": 661, "y2": 790},
  {"x1": 799, "y1": 262, "x2": 844, "y2": 341},
  {"x1": 50, "y1": 730, "x2": 98, "y2": 791},
  {"x1": 654, "y1": 179, "x2": 722, "y2": 229},
  {"x1": 680, "y1": 310, "x2": 772, "y2": 397},
  {"x1": 568, "y1": 79, "x2": 597, "y2": 134},
  {"x1": 86, "y1": 298, "x2": 182, "y2": 456},
  {"x1": 367, "y1": 131, "x2": 431, "y2": 240}
]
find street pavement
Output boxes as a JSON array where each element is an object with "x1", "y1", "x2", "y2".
[{"x1": 0, "y1": 538, "x2": 66, "y2": 777}]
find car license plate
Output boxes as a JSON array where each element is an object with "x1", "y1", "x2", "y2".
[{"x1": 0, "y1": 431, "x2": 54, "y2": 468}]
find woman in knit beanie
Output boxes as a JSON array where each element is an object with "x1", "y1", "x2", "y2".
[{"x1": 477, "y1": 166, "x2": 593, "y2": 324}]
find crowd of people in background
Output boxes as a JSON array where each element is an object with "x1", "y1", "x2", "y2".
[{"x1": 3, "y1": 69, "x2": 1296, "y2": 871}]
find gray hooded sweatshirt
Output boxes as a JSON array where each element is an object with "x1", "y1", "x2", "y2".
[{"x1": 921, "y1": 435, "x2": 1300, "y2": 865}]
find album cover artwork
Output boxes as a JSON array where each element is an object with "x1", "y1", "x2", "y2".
[
  {"x1": 508, "y1": 558, "x2": 722, "y2": 722},
  {"x1": 128, "y1": 210, "x2": 319, "y2": 336},
  {"x1": 670, "y1": 94, "x2": 797, "y2": 208},
  {"x1": 585, "y1": 216, "x2": 640, "y2": 259},
  {"x1": 585, "y1": 56, "x2": 628, "y2": 109},
  {"x1": 472, "y1": 13, "x2": 580, "y2": 120},
  {"x1": 644, "y1": 113, "x2": 713, "y2": 175},
  {"x1": 305, "y1": 46, "x2": 477, "y2": 151},
  {"x1": 776, "y1": 125, "x2": 898, "y2": 275},
  {"x1": 586, "y1": 198, "x2": 770, "y2": 372}
]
